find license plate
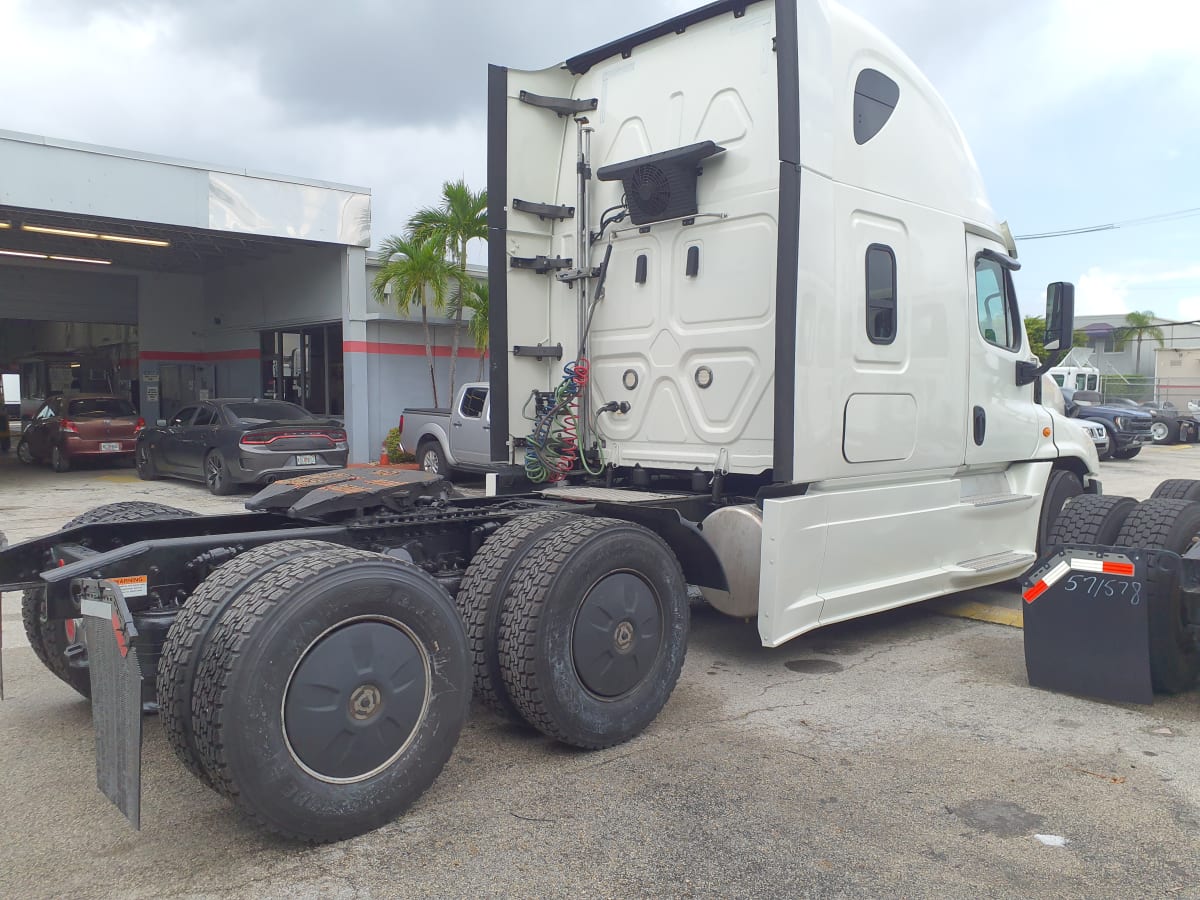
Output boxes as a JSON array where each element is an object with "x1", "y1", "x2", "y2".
[
  {"x1": 296, "y1": 454, "x2": 318, "y2": 465},
  {"x1": 101, "y1": 442, "x2": 121, "y2": 452}
]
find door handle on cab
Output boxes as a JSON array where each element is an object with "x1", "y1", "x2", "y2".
[{"x1": 972, "y1": 406, "x2": 986, "y2": 445}]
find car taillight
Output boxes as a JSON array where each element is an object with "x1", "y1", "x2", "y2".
[
  {"x1": 240, "y1": 434, "x2": 269, "y2": 446},
  {"x1": 398, "y1": 415, "x2": 404, "y2": 434},
  {"x1": 60, "y1": 419, "x2": 78, "y2": 434},
  {"x1": 329, "y1": 430, "x2": 347, "y2": 442},
  {"x1": 135, "y1": 417, "x2": 146, "y2": 433}
]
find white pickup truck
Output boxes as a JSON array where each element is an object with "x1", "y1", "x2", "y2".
[{"x1": 399, "y1": 383, "x2": 492, "y2": 475}]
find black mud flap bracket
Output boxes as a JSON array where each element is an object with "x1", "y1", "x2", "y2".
[
  {"x1": 81, "y1": 578, "x2": 145, "y2": 829},
  {"x1": 1021, "y1": 547, "x2": 1178, "y2": 705}
]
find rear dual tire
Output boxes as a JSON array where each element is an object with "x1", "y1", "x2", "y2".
[
  {"x1": 496, "y1": 516, "x2": 689, "y2": 750},
  {"x1": 159, "y1": 541, "x2": 470, "y2": 842}
]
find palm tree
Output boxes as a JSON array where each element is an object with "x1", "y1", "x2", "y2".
[
  {"x1": 1116, "y1": 310, "x2": 1165, "y2": 375},
  {"x1": 408, "y1": 180, "x2": 488, "y2": 401},
  {"x1": 448, "y1": 279, "x2": 489, "y2": 380},
  {"x1": 372, "y1": 233, "x2": 452, "y2": 407}
]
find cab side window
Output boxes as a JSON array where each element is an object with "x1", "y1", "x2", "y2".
[
  {"x1": 975, "y1": 257, "x2": 1020, "y2": 351},
  {"x1": 460, "y1": 388, "x2": 487, "y2": 419}
]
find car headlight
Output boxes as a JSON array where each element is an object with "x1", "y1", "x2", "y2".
[{"x1": 1113, "y1": 416, "x2": 1126, "y2": 430}]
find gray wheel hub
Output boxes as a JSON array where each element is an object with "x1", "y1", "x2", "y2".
[
  {"x1": 284, "y1": 617, "x2": 430, "y2": 783},
  {"x1": 571, "y1": 572, "x2": 663, "y2": 699}
]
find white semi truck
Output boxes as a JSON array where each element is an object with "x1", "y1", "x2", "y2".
[
  {"x1": 6, "y1": 0, "x2": 1148, "y2": 844},
  {"x1": 488, "y1": 0, "x2": 1098, "y2": 642}
]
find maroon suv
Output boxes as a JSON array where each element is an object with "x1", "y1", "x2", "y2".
[{"x1": 17, "y1": 394, "x2": 144, "y2": 472}]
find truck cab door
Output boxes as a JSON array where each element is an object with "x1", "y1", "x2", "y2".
[
  {"x1": 964, "y1": 234, "x2": 1044, "y2": 465},
  {"x1": 450, "y1": 387, "x2": 490, "y2": 465}
]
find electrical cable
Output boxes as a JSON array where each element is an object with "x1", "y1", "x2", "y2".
[{"x1": 1014, "y1": 206, "x2": 1200, "y2": 241}]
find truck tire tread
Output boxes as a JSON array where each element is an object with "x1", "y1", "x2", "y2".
[
  {"x1": 157, "y1": 539, "x2": 354, "y2": 784},
  {"x1": 189, "y1": 546, "x2": 380, "y2": 798},
  {"x1": 455, "y1": 508, "x2": 580, "y2": 718},
  {"x1": 498, "y1": 516, "x2": 689, "y2": 749},
  {"x1": 1150, "y1": 479, "x2": 1200, "y2": 502},
  {"x1": 1045, "y1": 494, "x2": 1138, "y2": 548}
]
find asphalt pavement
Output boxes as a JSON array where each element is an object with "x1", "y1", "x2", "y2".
[{"x1": 1, "y1": 447, "x2": 1198, "y2": 898}]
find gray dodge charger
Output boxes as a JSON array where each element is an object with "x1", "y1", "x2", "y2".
[{"x1": 136, "y1": 398, "x2": 348, "y2": 494}]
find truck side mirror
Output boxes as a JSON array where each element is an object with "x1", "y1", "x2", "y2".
[{"x1": 1043, "y1": 282, "x2": 1075, "y2": 352}]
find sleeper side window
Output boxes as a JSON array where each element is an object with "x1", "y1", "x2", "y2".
[
  {"x1": 974, "y1": 257, "x2": 1021, "y2": 351},
  {"x1": 865, "y1": 244, "x2": 897, "y2": 345}
]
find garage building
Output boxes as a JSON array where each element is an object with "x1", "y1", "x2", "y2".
[{"x1": 0, "y1": 129, "x2": 478, "y2": 466}]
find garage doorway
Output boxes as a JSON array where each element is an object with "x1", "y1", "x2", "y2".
[{"x1": 260, "y1": 323, "x2": 343, "y2": 416}]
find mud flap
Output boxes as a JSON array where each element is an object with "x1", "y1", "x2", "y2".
[
  {"x1": 81, "y1": 579, "x2": 143, "y2": 829},
  {"x1": 1021, "y1": 548, "x2": 1166, "y2": 705}
]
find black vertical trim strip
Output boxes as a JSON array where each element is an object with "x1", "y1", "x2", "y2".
[
  {"x1": 772, "y1": 0, "x2": 800, "y2": 482},
  {"x1": 487, "y1": 64, "x2": 510, "y2": 463}
]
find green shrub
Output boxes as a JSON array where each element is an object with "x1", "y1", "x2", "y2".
[{"x1": 382, "y1": 427, "x2": 415, "y2": 463}]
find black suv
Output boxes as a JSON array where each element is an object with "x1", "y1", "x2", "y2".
[{"x1": 1062, "y1": 389, "x2": 1154, "y2": 460}]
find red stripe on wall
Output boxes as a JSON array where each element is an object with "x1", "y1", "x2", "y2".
[
  {"x1": 140, "y1": 349, "x2": 261, "y2": 362},
  {"x1": 344, "y1": 340, "x2": 486, "y2": 359}
]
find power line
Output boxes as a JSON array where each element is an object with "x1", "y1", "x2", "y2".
[{"x1": 1014, "y1": 206, "x2": 1200, "y2": 241}]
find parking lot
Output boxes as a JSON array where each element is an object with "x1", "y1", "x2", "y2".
[{"x1": 2, "y1": 448, "x2": 1199, "y2": 898}]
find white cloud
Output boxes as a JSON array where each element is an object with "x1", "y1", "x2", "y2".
[
  {"x1": 1075, "y1": 266, "x2": 1200, "y2": 318},
  {"x1": 1176, "y1": 297, "x2": 1200, "y2": 323},
  {"x1": 1076, "y1": 268, "x2": 1131, "y2": 316}
]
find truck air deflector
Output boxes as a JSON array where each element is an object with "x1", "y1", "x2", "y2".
[
  {"x1": 596, "y1": 141, "x2": 725, "y2": 226},
  {"x1": 487, "y1": 64, "x2": 511, "y2": 463},
  {"x1": 772, "y1": 0, "x2": 801, "y2": 482},
  {"x1": 564, "y1": 0, "x2": 764, "y2": 74}
]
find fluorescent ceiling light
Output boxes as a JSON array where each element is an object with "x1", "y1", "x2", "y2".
[
  {"x1": 99, "y1": 234, "x2": 170, "y2": 247},
  {"x1": 0, "y1": 249, "x2": 48, "y2": 259},
  {"x1": 22, "y1": 224, "x2": 99, "y2": 239},
  {"x1": 20, "y1": 222, "x2": 170, "y2": 247},
  {"x1": 69, "y1": 363, "x2": 81, "y2": 368},
  {"x1": 0, "y1": 222, "x2": 10, "y2": 229},
  {"x1": 50, "y1": 255, "x2": 111, "y2": 265}
]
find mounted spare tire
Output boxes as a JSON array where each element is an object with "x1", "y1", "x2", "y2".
[
  {"x1": 497, "y1": 516, "x2": 689, "y2": 749},
  {"x1": 185, "y1": 551, "x2": 470, "y2": 842},
  {"x1": 1114, "y1": 499, "x2": 1200, "y2": 693},
  {"x1": 21, "y1": 501, "x2": 198, "y2": 699}
]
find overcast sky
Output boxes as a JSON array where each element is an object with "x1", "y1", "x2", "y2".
[{"x1": 2, "y1": 0, "x2": 1198, "y2": 322}]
